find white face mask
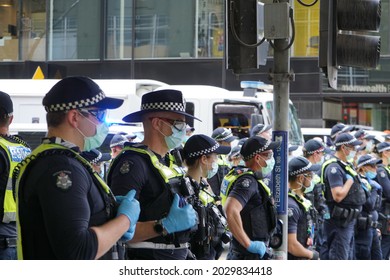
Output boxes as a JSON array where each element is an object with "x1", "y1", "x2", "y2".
[{"x1": 207, "y1": 161, "x2": 219, "y2": 179}]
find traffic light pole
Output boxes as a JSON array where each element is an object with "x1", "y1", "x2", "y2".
[{"x1": 270, "y1": 0, "x2": 292, "y2": 260}]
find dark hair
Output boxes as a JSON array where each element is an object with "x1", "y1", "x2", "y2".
[
  {"x1": 185, "y1": 154, "x2": 213, "y2": 168},
  {"x1": 46, "y1": 111, "x2": 67, "y2": 127}
]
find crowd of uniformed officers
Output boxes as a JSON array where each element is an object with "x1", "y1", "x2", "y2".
[{"x1": 0, "y1": 76, "x2": 389, "y2": 260}]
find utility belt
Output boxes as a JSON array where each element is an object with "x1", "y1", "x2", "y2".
[
  {"x1": 126, "y1": 242, "x2": 189, "y2": 250},
  {"x1": 0, "y1": 237, "x2": 17, "y2": 249},
  {"x1": 356, "y1": 214, "x2": 379, "y2": 231},
  {"x1": 331, "y1": 205, "x2": 360, "y2": 227}
]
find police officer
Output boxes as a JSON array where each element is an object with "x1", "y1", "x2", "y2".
[
  {"x1": 14, "y1": 76, "x2": 140, "y2": 259},
  {"x1": 107, "y1": 89, "x2": 197, "y2": 260},
  {"x1": 0, "y1": 91, "x2": 31, "y2": 260},
  {"x1": 221, "y1": 136, "x2": 279, "y2": 260},
  {"x1": 110, "y1": 133, "x2": 128, "y2": 159},
  {"x1": 209, "y1": 127, "x2": 238, "y2": 196},
  {"x1": 302, "y1": 139, "x2": 329, "y2": 253},
  {"x1": 375, "y1": 142, "x2": 390, "y2": 259},
  {"x1": 81, "y1": 148, "x2": 112, "y2": 179},
  {"x1": 320, "y1": 133, "x2": 366, "y2": 260},
  {"x1": 287, "y1": 156, "x2": 320, "y2": 260},
  {"x1": 329, "y1": 123, "x2": 352, "y2": 146},
  {"x1": 182, "y1": 134, "x2": 231, "y2": 260},
  {"x1": 250, "y1": 124, "x2": 272, "y2": 139},
  {"x1": 355, "y1": 154, "x2": 383, "y2": 260}
]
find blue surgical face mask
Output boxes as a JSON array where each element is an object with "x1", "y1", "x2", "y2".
[
  {"x1": 365, "y1": 171, "x2": 377, "y2": 179},
  {"x1": 365, "y1": 141, "x2": 373, "y2": 152},
  {"x1": 161, "y1": 123, "x2": 186, "y2": 150},
  {"x1": 261, "y1": 157, "x2": 275, "y2": 176},
  {"x1": 207, "y1": 161, "x2": 219, "y2": 179},
  {"x1": 346, "y1": 150, "x2": 356, "y2": 161},
  {"x1": 77, "y1": 116, "x2": 109, "y2": 151},
  {"x1": 304, "y1": 179, "x2": 315, "y2": 193},
  {"x1": 238, "y1": 159, "x2": 246, "y2": 166}
]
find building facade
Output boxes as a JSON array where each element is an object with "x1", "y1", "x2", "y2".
[{"x1": 0, "y1": 0, "x2": 389, "y2": 131}]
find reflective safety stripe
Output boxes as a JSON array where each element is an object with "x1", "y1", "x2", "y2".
[
  {"x1": 0, "y1": 138, "x2": 31, "y2": 223},
  {"x1": 14, "y1": 142, "x2": 110, "y2": 259},
  {"x1": 288, "y1": 191, "x2": 312, "y2": 212},
  {"x1": 127, "y1": 242, "x2": 189, "y2": 250},
  {"x1": 121, "y1": 146, "x2": 185, "y2": 182},
  {"x1": 220, "y1": 168, "x2": 271, "y2": 206}
]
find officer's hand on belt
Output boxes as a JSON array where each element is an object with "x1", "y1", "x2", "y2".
[
  {"x1": 162, "y1": 194, "x2": 197, "y2": 233},
  {"x1": 116, "y1": 190, "x2": 141, "y2": 241},
  {"x1": 247, "y1": 240, "x2": 266, "y2": 258}
]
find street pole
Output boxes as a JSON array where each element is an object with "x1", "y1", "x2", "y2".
[{"x1": 270, "y1": 0, "x2": 292, "y2": 260}]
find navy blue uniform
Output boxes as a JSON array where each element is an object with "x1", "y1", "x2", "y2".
[
  {"x1": 17, "y1": 139, "x2": 114, "y2": 259},
  {"x1": 225, "y1": 174, "x2": 271, "y2": 260},
  {"x1": 355, "y1": 178, "x2": 382, "y2": 260},
  {"x1": 108, "y1": 146, "x2": 189, "y2": 260},
  {"x1": 376, "y1": 165, "x2": 390, "y2": 259},
  {"x1": 321, "y1": 161, "x2": 364, "y2": 260}
]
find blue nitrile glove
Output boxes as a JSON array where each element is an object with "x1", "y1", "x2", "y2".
[
  {"x1": 116, "y1": 190, "x2": 140, "y2": 241},
  {"x1": 247, "y1": 240, "x2": 266, "y2": 258},
  {"x1": 368, "y1": 178, "x2": 382, "y2": 191},
  {"x1": 161, "y1": 194, "x2": 197, "y2": 234},
  {"x1": 346, "y1": 174, "x2": 353, "y2": 181}
]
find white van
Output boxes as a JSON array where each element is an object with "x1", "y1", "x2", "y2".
[{"x1": 154, "y1": 84, "x2": 304, "y2": 145}]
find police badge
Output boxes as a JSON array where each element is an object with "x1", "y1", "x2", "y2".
[
  {"x1": 54, "y1": 171, "x2": 72, "y2": 190},
  {"x1": 120, "y1": 160, "x2": 131, "y2": 174}
]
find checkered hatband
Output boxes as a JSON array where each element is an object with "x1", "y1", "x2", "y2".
[
  {"x1": 90, "y1": 152, "x2": 102, "y2": 165},
  {"x1": 141, "y1": 101, "x2": 185, "y2": 112},
  {"x1": 45, "y1": 91, "x2": 106, "y2": 112},
  {"x1": 243, "y1": 139, "x2": 272, "y2": 161},
  {"x1": 335, "y1": 137, "x2": 359, "y2": 146},
  {"x1": 290, "y1": 162, "x2": 313, "y2": 176},
  {"x1": 187, "y1": 143, "x2": 220, "y2": 159}
]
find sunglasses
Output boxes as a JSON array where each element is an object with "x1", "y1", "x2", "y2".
[
  {"x1": 259, "y1": 151, "x2": 274, "y2": 160},
  {"x1": 157, "y1": 117, "x2": 187, "y2": 131},
  {"x1": 302, "y1": 173, "x2": 314, "y2": 179},
  {"x1": 79, "y1": 109, "x2": 107, "y2": 122}
]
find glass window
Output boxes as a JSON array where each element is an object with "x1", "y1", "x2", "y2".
[
  {"x1": 106, "y1": 0, "x2": 224, "y2": 59},
  {"x1": 48, "y1": 0, "x2": 101, "y2": 60},
  {"x1": 292, "y1": 1, "x2": 319, "y2": 57}
]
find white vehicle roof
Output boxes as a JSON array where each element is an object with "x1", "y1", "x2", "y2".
[{"x1": 1, "y1": 79, "x2": 167, "y2": 124}]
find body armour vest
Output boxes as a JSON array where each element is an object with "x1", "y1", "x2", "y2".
[
  {"x1": 288, "y1": 191, "x2": 315, "y2": 251},
  {"x1": 221, "y1": 167, "x2": 277, "y2": 243},
  {"x1": 14, "y1": 142, "x2": 116, "y2": 260},
  {"x1": 0, "y1": 136, "x2": 31, "y2": 223},
  {"x1": 321, "y1": 158, "x2": 366, "y2": 210},
  {"x1": 107, "y1": 143, "x2": 192, "y2": 244}
]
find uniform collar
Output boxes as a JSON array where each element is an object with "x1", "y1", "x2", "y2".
[{"x1": 42, "y1": 137, "x2": 81, "y2": 153}]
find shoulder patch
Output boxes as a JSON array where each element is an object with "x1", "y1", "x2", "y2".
[
  {"x1": 380, "y1": 171, "x2": 386, "y2": 178},
  {"x1": 54, "y1": 171, "x2": 72, "y2": 190},
  {"x1": 288, "y1": 208, "x2": 293, "y2": 217},
  {"x1": 330, "y1": 167, "x2": 337, "y2": 174},
  {"x1": 120, "y1": 160, "x2": 132, "y2": 174},
  {"x1": 241, "y1": 178, "x2": 251, "y2": 188}
]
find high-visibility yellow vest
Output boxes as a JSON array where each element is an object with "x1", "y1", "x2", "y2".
[{"x1": 0, "y1": 137, "x2": 31, "y2": 223}]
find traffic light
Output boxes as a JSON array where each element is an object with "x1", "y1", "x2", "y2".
[
  {"x1": 319, "y1": 0, "x2": 381, "y2": 89},
  {"x1": 225, "y1": 0, "x2": 268, "y2": 74}
]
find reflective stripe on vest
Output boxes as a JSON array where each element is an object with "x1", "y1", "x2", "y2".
[
  {"x1": 220, "y1": 168, "x2": 271, "y2": 206},
  {"x1": 14, "y1": 143, "x2": 110, "y2": 260},
  {"x1": 0, "y1": 137, "x2": 31, "y2": 223},
  {"x1": 121, "y1": 146, "x2": 185, "y2": 182},
  {"x1": 320, "y1": 158, "x2": 358, "y2": 184},
  {"x1": 288, "y1": 191, "x2": 312, "y2": 212}
]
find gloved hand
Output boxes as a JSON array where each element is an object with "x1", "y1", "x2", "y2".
[
  {"x1": 368, "y1": 178, "x2": 382, "y2": 191},
  {"x1": 247, "y1": 240, "x2": 266, "y2": 258},
  {"x1": 161, "y1": 194, "x2": 197, "y2": 234},
  {"x1": 116, "y1": 190, "x2": 140, "y2": 241},
  {"x1": 346, "y1": 174, "x2": 353, "y2": 181}
]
